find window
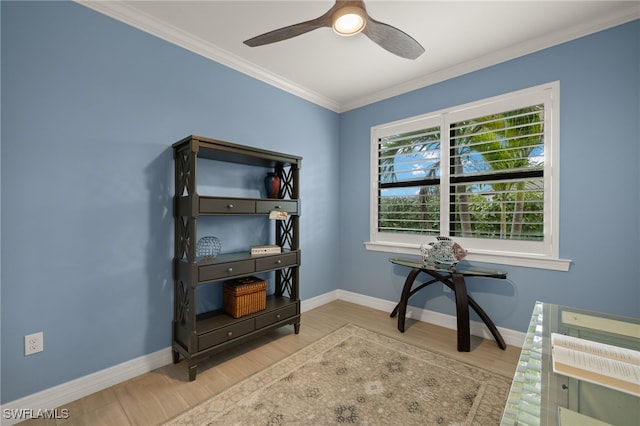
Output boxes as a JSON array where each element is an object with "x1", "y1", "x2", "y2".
[{"x1": 367, "y1": 82, "x2": 570, "y2": 271}]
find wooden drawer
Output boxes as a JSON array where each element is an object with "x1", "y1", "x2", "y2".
[
  {"x1": 255, "y1": 252, "x2": 298, "y2": 271},
  {"x1": 198, "y1": 319, "x2": 254, "y2": 351},
  {"x1": 200, "y1": 198, "x2": 255, "y2": 214},
  {"x1": 199, "y1": 260, "x2": 254, "y2": 282},
  {"x1": 255, "y1": 304, "x2": 298, "y2": 329},
  {"x1": 255, "y1": 200, "x2": 298, "y2": 214}
]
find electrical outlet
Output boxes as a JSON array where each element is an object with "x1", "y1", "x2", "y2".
[{"x1": 25, "y1": 332, "x2": 43, "y2": 355}]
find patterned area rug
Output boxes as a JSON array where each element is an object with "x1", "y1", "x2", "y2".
[{"x1": 165, "y1": 324, "x2": 511, "y2": 425}]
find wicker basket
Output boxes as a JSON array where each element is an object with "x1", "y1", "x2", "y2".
[{"x1": 223, "y1": 276, "x2": 267, "y2": 318}]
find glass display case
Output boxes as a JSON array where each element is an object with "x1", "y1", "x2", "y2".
[{"x1": 501, "y1": 301, "x2": 639, "y2": 425}]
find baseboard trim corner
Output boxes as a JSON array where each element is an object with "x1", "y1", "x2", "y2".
[{"x1": 301, "y1": 290, "x2": 339, "y2": 313}]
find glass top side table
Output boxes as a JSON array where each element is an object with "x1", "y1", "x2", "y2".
[
  {"x1": 501, "y1": 301, "x2": 640, "y2": 425},
  {"x1": 389, "y1": 257, "x2": 508, "y2": 352},
  {"x1": 389, "y1": 257, "x2": 508, "y2": 278}
]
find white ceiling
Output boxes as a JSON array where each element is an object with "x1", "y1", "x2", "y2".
[{"x1": 78, "y1": 1, "x2": 639, "y2": 112}]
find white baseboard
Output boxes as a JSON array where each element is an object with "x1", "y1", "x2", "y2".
[
  {"x1": 0, "y1": 348, "x2": 173, "y2": 425},
  {"x1": 336, "y1": 289, "x2": 525, "y2": 348},
  {"x1": 2, "y1": 290, "x2": 524, "y2": 423}
]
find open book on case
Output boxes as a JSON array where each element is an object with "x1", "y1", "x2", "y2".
[{"x1": 551, "y1": 333, "x2": 640, "y2": 397}]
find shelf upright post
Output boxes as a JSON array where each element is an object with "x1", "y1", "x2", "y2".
[
  {"x1": 274, "y1": 160, "x2": 300, "y2": 300},
  {"x1": 172, "y1": 138, "x2": 200, "y2": 360}
]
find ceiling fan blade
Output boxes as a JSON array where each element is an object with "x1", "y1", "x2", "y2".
[
  {"x1": 363, "y1": 17, "x2": 425, "y2": 60},
  {"x1": 244, "y1": 15, "x2": 332, "y2": 47}
]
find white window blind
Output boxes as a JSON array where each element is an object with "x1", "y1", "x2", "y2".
[
  {"x1": 377, "y1": 126, "x2": 441, "y2": 235},
  {"x1": 448, "y1": 104, "x2": 545, "y2": 241},
  {"x1": 368, "y1": 82, "x2": 570, "y2": 271}
]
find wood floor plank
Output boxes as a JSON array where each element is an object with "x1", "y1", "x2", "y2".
[
  {"x1": 110, "y1": 369, "x2": 191, "y2": 425},
  {"x1": 18, "y1": 300, "x2": 519, "y2": 425},
  {"x1": 57, "y1": 388, "x2": 120, "y2": 425},
  {"x1": 58, "y1": 402, "x2": 131, "y2": 426}
]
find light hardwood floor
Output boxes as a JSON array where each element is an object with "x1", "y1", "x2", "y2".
[{"x1": 20, "y1": 300, "x2": 520, "y2": 425}]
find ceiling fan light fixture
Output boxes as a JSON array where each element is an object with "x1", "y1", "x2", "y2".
[{"x1": 332, "y1": 6, "x2": 366, "y2": 36}]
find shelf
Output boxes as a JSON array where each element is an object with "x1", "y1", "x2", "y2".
[
  {"x1": 174, "y1": 250, "x2": 301, "y2": 286},
  {"x1": 195, "y1": 249, "x2": 299, "y2": 265},
  {"x1": 173, "y1": 135, "x2": 302, "y2": 168},
  {"x1": 195, "y1": 296, "x2": 299, "y2": 353},
  {"x1": 196, "y1": 295, "x2": 296, "y2": 334},
  {"x1": 174, "y1": 195, "x2": 300, "y2": 216}
]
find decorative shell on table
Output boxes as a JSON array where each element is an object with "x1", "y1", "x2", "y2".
[{"x1": 420, "y1": 236, "x2": 467, "y2": 265}]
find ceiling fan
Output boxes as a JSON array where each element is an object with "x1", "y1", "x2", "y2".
[{"x1": 243, "y1": 0, "x2": 425, "y2": 60}]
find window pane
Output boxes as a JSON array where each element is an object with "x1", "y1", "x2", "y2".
[
  {"x1": 450, "y1": 105, "x2": 544, "y2": 178},
  {"x1": 378, "y1": 126, "x2": 440, "y2": 184},
  {"x1": 378, "y1": 186, "x2": 440, "y2": 235},
  {"x1": 448, "y1": 105, "x2": 545, "y2": 241},
  {"x1": 450, "y1": 178, "x2": 544, "y2": 240}
]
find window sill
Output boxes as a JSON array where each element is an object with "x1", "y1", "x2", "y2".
[{"x1": 364, "y1": 241, "x2": 571, "y2": 272}]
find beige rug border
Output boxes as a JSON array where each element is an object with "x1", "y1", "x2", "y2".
[{"x1": 164, "y1": 324, "x2": 509, "y2": 425}]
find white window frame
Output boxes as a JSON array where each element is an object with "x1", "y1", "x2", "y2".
[{"x1": 365, "y1": 82, "x2": 571, "y2": 271}]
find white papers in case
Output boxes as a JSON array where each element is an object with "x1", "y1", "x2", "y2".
[
  {"x1": 551, "y1": 333, "x2": 640, "y2": 397},
  {"x1": 558, "y1": 407, "x2": 612, "y2": 426},
  {"x1": 562, "y1": 311, "x2": 640, "y2": 338}
]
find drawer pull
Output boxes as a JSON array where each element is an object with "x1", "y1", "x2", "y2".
[
  {"x1": 227, "y1": 331, "x2": 233, "y2": 337},
  {"x1": 275, "y1": 205, "x2": 282, "y2": 209},
  {"x1": 227, "y1": 204, "x2": 234, "y2": 209},
  {"x1": 276, "y1": 314, "x2": 281, "y2": 319},
  {"x1": 276, "y1": 260, "x2": 282, "y2": 264},
  {"x1": 227, "y1": 267, "x2": 233, "y2": 272}
]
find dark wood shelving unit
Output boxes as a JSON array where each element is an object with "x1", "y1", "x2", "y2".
[{"x1": 172, "y1": 135, "x2": 302, "y2": 381}]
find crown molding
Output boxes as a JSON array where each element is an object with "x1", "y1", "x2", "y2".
[
  {"x1": 341, "y1": 5, "x2": 640, "y2": 112},
  {"x1": 76, "y1": 1, "x2": 638, "y2": 114},
  {"x1": 75, "y1": 0, "x2": 342, "y2": 112}
]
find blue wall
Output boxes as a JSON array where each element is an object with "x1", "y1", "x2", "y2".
[
  {"x1": 1, "y1": 1, "x2": 638, "y2": 404},
  {"x1": 338, "y1": 20, "x2": 640, "y2": 332},
  {"x1": 0, "y1": 1, "x2": 339, "y2": 403}
]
